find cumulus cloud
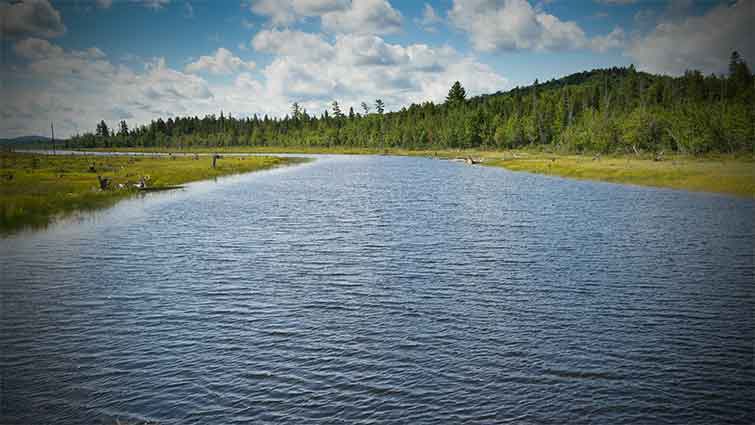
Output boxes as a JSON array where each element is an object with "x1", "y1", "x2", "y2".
[
  {"x1": 590, "y1": 27, "x2": 625, "y2": 53},
  {"x1": 14, "y1": 37, "x2": 63, "y2": 60},
  {"x1": 249, "y1": 0, "x2": 402, "y2": 35},
  {"x1": 321, "y1": 0, "x2": 402, "y2": 35},
  {"x1": 3, "y1": 26, "x2": 508, "y2": 138},
  {"x1": 253, "y1": 29, "x2": 506, "y2": 111},
  {"x1": 449, "y1": 0, "x2": 623, "y2": 52},
  {"x1": 626, "y1": 0, "x2": 755, "y2": 75},
  {"x1": 248, "y1": 0, "x2": 348, "y2": 26},
  {"x1": 253, "y1": 29, "x2": 335, "y2": 61},
  {"x1": 185, "y1": 48, "x2": 256, "y2": 75},
  {"x1": 3, "y1": 39, "x2": 216, "y2": 138},
  {"x1": 0, "y1": 0, "x2": 66, "y2": 38},
  {"x1": 96, "y1": 0, "x2": 113, "y2": 8}
]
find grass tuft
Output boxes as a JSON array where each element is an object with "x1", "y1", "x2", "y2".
[{"x1": 0, "y1": 152, "x2": 306, "y2": 234}]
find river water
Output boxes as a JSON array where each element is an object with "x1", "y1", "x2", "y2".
[{"x1": 1, "y1": 155, "x2": 753, "y2": 424}]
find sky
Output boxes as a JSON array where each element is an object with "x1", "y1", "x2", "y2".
[{"x1": 1, "y1": 0, "x2": 752, "y2": 138}]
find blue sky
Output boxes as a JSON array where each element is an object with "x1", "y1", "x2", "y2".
[{"x1": 1, "y1": 0, "x2": 752, "y2": 138}]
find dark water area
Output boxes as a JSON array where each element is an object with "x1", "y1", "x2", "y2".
[{"x1": 1, "y1": 155, "x2": 753, "y2": 424}]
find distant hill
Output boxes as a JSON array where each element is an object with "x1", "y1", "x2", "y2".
[
  {"x1": 0, "y1": 136, "x2": 52, "y2": 148},
  {"x1": 66, "y1": 61, "x2": 754, "y2": 155}
]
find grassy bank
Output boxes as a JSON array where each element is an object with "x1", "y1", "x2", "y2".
[
  {"x1": 481, "y1": 152, "x2": 754, "y2": 198},
  {"x1": 0, "y1": 152, "x2": 305, "y2": 234},
  {"x1": 74, "y1": 146, "x2": 754, "y2": 197}
]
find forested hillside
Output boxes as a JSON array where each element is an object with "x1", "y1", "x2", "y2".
[{"x1": 69, "y1": 52, "x2": 753, "y2": 155}]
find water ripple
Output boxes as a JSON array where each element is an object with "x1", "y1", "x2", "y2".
[{"x1": 1, "y1": 155, "x2": 753, "y2": 424}]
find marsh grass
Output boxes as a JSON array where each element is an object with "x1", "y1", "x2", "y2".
[
  {"x1": 74, "y1": 147, "x2": 754, "y2": 197},
  {"x1": 482, "y1": 153, "x2": 754, "y2": 198},
  {"x1": 0, "y1": 152, "x2": 305, "y2": 234}
]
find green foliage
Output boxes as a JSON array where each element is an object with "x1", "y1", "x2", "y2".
[
  {"x1": 620, "y1": 107, "x2": 671, "y2": 152},
  {"x1": 0, "y1": 153, "x2": 303, "y2": 234},
  {"x1": 446, "y1": 81, "x2": 467, "y2": 106},
  {"x1": 71, "y1": 58, "x2": 755, "y2": 156}
]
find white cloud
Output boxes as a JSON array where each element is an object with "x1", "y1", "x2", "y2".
[
  {"x1": 14, "y1": 37, "x2": 63, "y2": 60},
  {"x1": 627, "y1": 0, "x2": 755, "y2": 75},
  {"x1": 248, "y1": 0, "x2": 349, "y2": 25},
  {"x1": 3, "y1": 28, "x2": 508, "y2": 138},
  {"x1": 253, "y1": 29, "x2": 335, "y2": 61},
  {"x1": 416, "y1": 3, "x2": 442, "y2": 31},
  {"x1": 293, "y1": 0, "x2": 350, "y2": 14},
  {"x1": 590, "y1": 27, "x2": 625, "y2": 53},
  {"x1": 3, "y1": 40, "x2": 216, "y2": 138},
  {"x1": 141, "y1": 0, "x2": 171, "y2": 10},
  {"x1": 96, "y1": 0, "x2": 113, "y2": 8},
  {"x1": 249, "y1": 0, "x2": 292, "y2": 25},
  {"x1": 249, "y1": 0, "x2": 401, "y2": 35},
  {"x1": 0, "y1": 0, "x2": 66, "y2": 38},
  {"x1": 185, "y1": 48, "x2": 256, "y2": 75},
  {"x1": 449, "y1": 0, "x2": 623, "y2": 52},
  {"x1": 253, "y1": 29, "x2": 506, "y2": 111},
  {"x1": 321, "y1": 0, "x2": 402, "y2": 35}
]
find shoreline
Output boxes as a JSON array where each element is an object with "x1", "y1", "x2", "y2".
[
  {"x1": 53, "y1": 147, "x2": 754, "y2": 198},
  {"x1": 0, "y1": 152, "x2": 308, "y2": 235}
]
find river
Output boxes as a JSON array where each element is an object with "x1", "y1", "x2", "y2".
[{"x1": 1, "y1": 154, "x2": 753, "y2": 424}]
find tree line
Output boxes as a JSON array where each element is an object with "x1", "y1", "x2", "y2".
[{"x1": 69, "y1": 52, "x2": 754, "y2": 155}]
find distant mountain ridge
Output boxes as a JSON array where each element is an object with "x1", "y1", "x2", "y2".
[{"x1": 0, "y1": 136, "x2": 52, "y2": 147}]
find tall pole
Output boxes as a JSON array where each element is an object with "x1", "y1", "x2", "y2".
[{"x1": 51, "y1": 121, "x2": 56, "y2": 154}]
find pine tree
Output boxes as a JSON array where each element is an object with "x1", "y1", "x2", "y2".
[
  {"x1": 291, "y1": 102, "x2": 302, "y2": 120},
  {"x1": 118, "y1": 120, "x2": 129, "y2": 136},
  {"x1": 331, "y1": 101, "x2": 344, "y2": 118},
  {"x1": 446, "y1": 81, "x2": 466, "y2": 106}
]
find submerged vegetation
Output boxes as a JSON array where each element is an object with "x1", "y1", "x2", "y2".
[{"x1": 0, "y1": 153, "x2": 303, "y2": 234}]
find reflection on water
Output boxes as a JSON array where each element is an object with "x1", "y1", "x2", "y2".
[{"x1": 1, "y1": 155, "x2": 753, "y2": 424}]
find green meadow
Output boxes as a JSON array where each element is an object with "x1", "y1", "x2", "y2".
[
  {"x1": 83, "y1": 147, "x2": 754, "y2": 197},
  {"x1": 0, "y1": 152, "x2": 305, "y2": 234}
]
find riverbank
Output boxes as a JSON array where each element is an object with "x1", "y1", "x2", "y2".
[
  {"x1": 482, "y1": 152, "x2": 754, "y2": 198},
  {"x1": 70, "y1": 146, "x2": 754, "y2": 197},
  {"x1": 0, "y1": 152, "x2": 306, "y2": 234}
]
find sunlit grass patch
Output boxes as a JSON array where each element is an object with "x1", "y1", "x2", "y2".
[{"x1": 0, "y1": 152, "x2": 306, "y2": 234}]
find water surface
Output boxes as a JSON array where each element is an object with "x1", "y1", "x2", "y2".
[{"x1": 2, "y1": 155, "x2": 753, "y2": 424}]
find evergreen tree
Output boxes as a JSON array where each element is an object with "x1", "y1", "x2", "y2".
[
  {"x1": 96, "y1": 120, "x2": 110, "y2": 138},
  {"x1": 332, "y1": 101, "x2": 344, "y2": 119},
  {"x1": 291, "y1": 102, "x2": 302, "y2": 120},
  {"x1": 446, "y1": 81, "x2": 466, "y2": 106},
  {"x1": 118, "y1": 120, "x2": 129, "y2": 136},
  {"x1": 74, "y1": 63, "x2": 754, "y2": 155}
]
